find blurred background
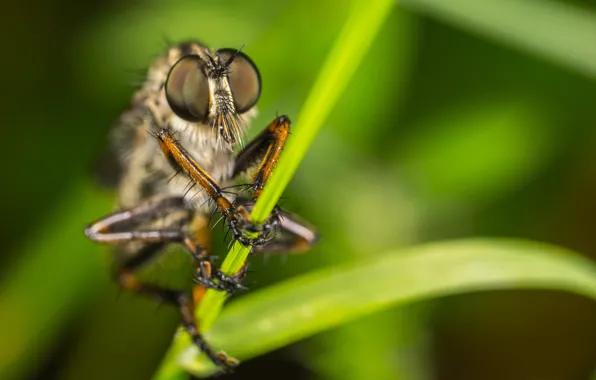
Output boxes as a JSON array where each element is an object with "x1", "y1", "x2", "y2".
[{"x1": 1, "y1": 0, "x2": 596, "y2": 379}]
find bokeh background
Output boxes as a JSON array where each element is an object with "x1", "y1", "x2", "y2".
[{"x1": 1, "y1": 0, "x2": 596, "y2": 379}]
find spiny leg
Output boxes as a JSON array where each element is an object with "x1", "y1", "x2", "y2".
[
  {"x1": 154, "y1": 117, "x2": 292, "y2": 247},
  {"x1": 252, "y1": 213, "x2": 319, "y2": 254},
  {"x1": 192, "y1": 262, "x2": 250, "y2": 307},
  {"x1": 234, "y1": 115, "x2": 290, "y2": 200},
  {"x1": 233, "y1": 115, "x2": 318, "y2": 254},
  {"x1": 84, "y1": 196, "x2": 239, "y2": 369},
  {"x1": 235, "y1": 198, "x2": 319, "y2": 255},
  {"x1": 186, "y1": 214, "x2": 248, "y2": 301},
  {"x1": 232, "y1": 114, "x2": 292, "y2": 236},
  {"x1": 85, "y1": 195, "x2": 246, "y2": 294},
  {"x1": 116, "y1": 243, "x2": 238, "y2": 370},
  {"x1": 84, "y1": 196, "x2": 189, "y2": 245},
  {"x1": 200, "y1": 113, "x2": 292, "y2": 244}
]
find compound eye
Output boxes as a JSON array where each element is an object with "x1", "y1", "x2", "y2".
[
  {"x1": 165, "y1": 55, "x2": 209, "y2": 122},
  {"x1": 217, "y1": 48, "x2": 261, "y2": 113}
]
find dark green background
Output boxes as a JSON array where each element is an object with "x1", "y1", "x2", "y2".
[{"x1": 1, "y1": 0, "x2": 595, "y2": 379}]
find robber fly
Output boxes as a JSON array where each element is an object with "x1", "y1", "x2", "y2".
[{"x1": 84, "y1": 41, "x2": 318, "y2": 370}]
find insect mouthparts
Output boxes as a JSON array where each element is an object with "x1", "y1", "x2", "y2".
[{"x1": 212, "y1": 111, "x2": 244, "y2": 146}]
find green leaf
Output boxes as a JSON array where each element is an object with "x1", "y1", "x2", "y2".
[
  {"x1": 401, "y1": 0, "x2": 596, "y2": 80},
  {"x1": 175, "y1": 238, "x2": 596, "y2": 377},
  {"x1": 397, "y1": 99, "x2": 553, "y2": 204}
]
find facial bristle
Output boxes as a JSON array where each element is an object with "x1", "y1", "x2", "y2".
[{"x1": 211, "y1": 112, "x2": 245, "y2": 150}]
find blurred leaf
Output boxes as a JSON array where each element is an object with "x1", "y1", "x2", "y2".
[
  {"x1": 295, "y1": 134, "x2": 430, "y2": 379},
  {"x1": 324, "y1": 6, "x2": 418, "y2": 153},
  {"x1": 165, "y1": 238, "x2": 596, "y2": 377},
  {"x1": 310, "y1": 307, "x2": 432, "y2": 380},
  {"x1": 401, "y1": 0, "x2": 596, "y2": 80},
  {"x1": 396, "y1": 99, "x2": 553, "y2": 205},
  {"x1": 0, "y1": 180, "x2": 113, "y2": 379},
  {"x1": 299, "y1": 10, "x2": 419, "y2": 376}
]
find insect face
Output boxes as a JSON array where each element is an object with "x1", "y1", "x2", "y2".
[{"x1": 165, "y1": 47, "x2": 261, "y2": 145}]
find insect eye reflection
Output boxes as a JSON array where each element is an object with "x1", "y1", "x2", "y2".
[
  {"x1": 165, "y1": 55, "x2": 209, "y2": 122},
  {"x1": 165, "y1": 49, "x2": 261, "y2": 124}
]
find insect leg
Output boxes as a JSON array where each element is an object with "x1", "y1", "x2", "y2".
[
  {"x1": 233, "y1": 115, "x2": 318, "y2": 253},
  {"x1": 115, "y1": 243, "x2": 238, "y2": 370},
  {"x1": 233, "y1": 115, "x2": 290, "y2": 199},
  {"x1": 232, "y1": 114, "x2": 291, "y2": 237},
  {"x1": 223, "y1": 114, "x2": 293, "y2": 244},
  {"x1": 84, "y1": 197, "x2": 238, "y2": 370},
  {"x1": 186, "y1": 215, "x2": 247, "y2": 299},
  {"x1": 235, "y1": 198, "x2": 319, "y2": 255},
  {"x1": 84, "y1": 196, "x2": 189, "y2": 245},
  {"x1": 85, "y1": 196, "x2": 243, "y2": 293},
  {"x1": 155, "y1": 125, "x2": 286, "y2": 247}
]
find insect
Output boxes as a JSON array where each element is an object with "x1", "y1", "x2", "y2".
[{"x1": 84, "y1": 41, "x2": 318, "y2": 370}]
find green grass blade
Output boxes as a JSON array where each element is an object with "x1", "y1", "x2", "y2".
[
  {"x1": 154, "y1": 1, "x2": 395, "y2": 378},
  {"x1": 177, "y1": 238, "x2": 596, "y2": 377},
  {"x1": 401, "y1": 0, "x2": 596, "y2": 80},
  {"x1": 248, "y1": 0, "x2": 395, "y2": 221}
]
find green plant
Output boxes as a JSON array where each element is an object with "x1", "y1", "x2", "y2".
[{"x1": 157, "y1": 239, "x2": 596, "y2": 378}]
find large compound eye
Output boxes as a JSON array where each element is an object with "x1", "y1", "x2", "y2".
[
  {"x1": 165, "y1": 55, "x2": 209, "y2": 122},
  {"x1": 217, "y1": 48, "x2": 261, "y2": 113}
]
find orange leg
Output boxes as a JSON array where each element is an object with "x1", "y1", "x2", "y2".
[
  {"x1": 233, "y1": 115, "x2": 319, "y2": 255},
  {"x1": 233, "y1": 115, "x2": 291, "y2": 199},
  {"x1": 84, "y1": 196, "x2": 240, "y2": 371},
  {"x1": 154, "y1": 116, "x2": 292, "y2": 247}
]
